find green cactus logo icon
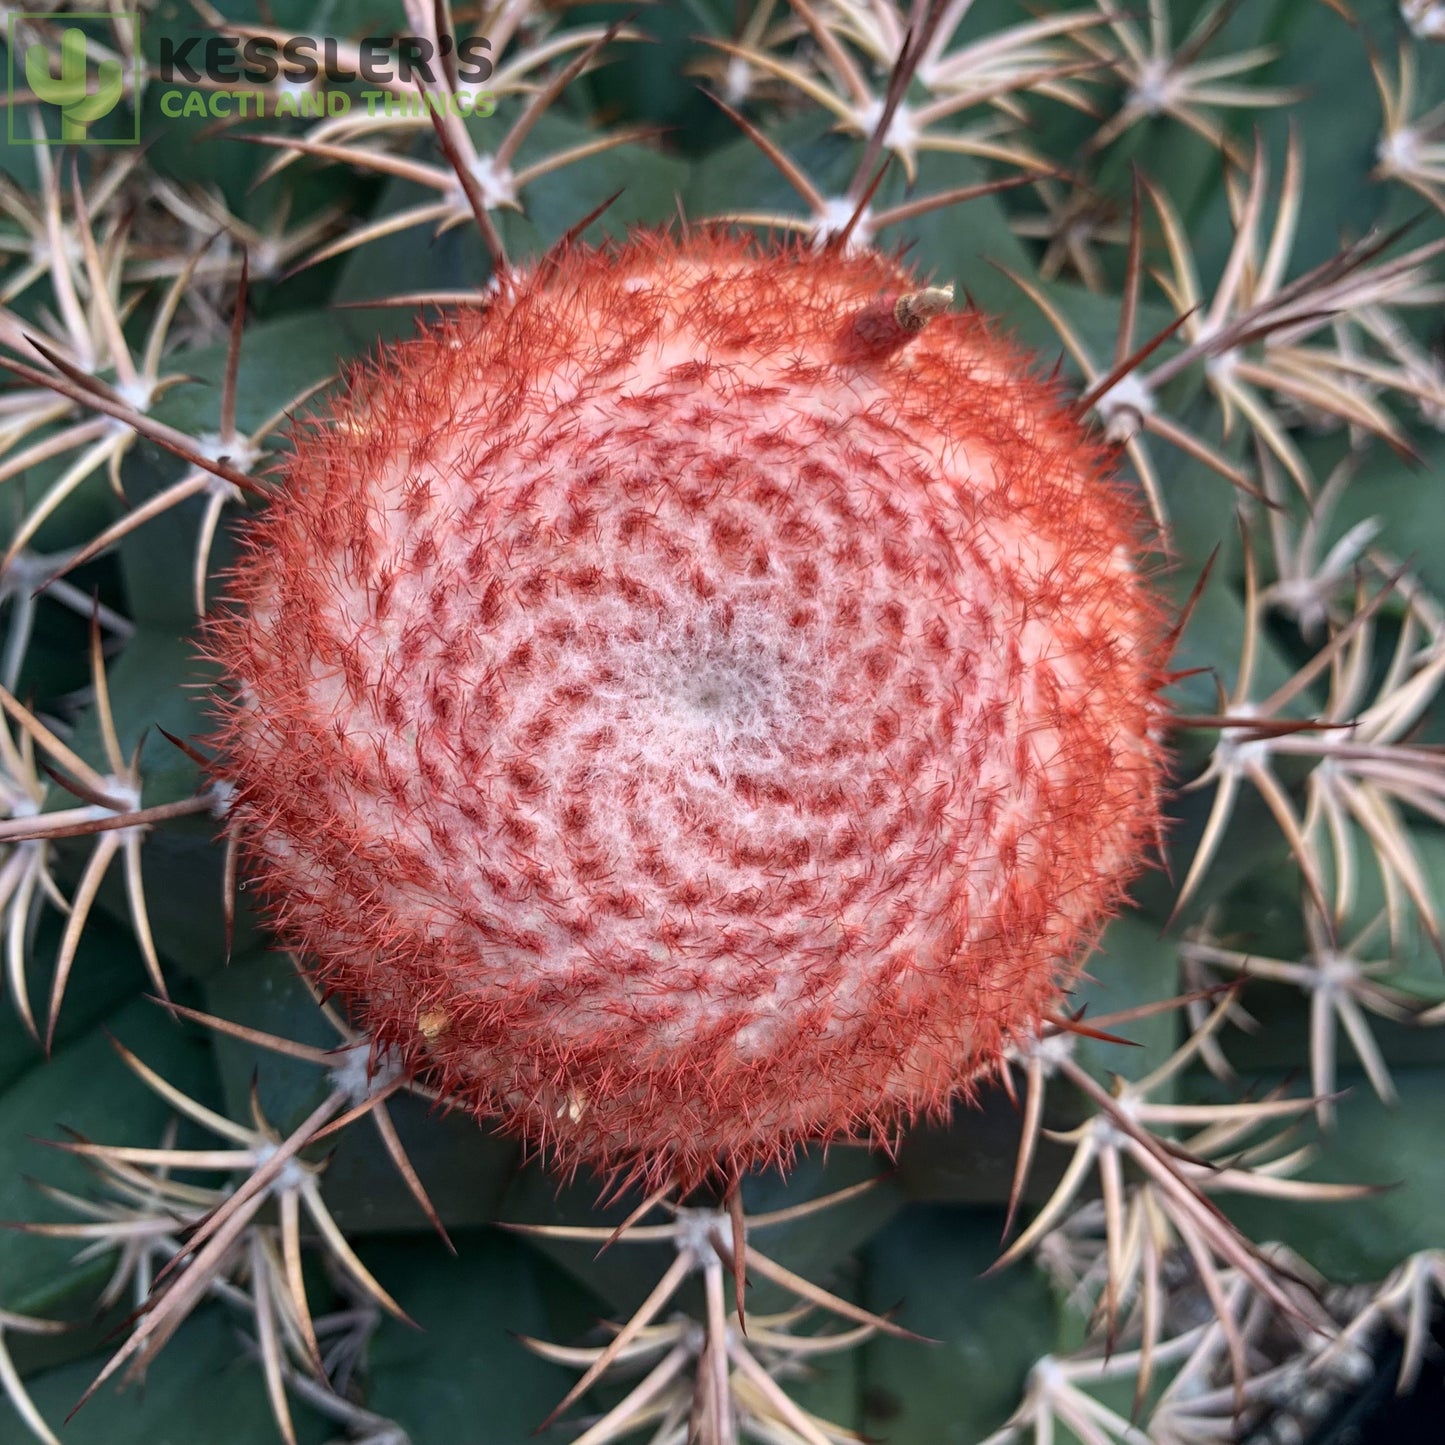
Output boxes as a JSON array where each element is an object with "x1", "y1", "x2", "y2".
[
  {"x1": 27, "y1": 27, "x2": 122, "y2": 138},
  {"x1": 7, "y1": 13, "x2": 140, "y2": 144}
]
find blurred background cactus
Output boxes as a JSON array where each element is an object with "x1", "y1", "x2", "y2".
[{"x1": 0, "y1": 1, "x2": 1444, "y2": 1442}]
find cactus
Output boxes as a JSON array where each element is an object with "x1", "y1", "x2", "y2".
[
  {"x1": 0, "y1": 2, "x2": 1442, "y2": 1444},
  {"x1": 22, "y1": 27, "x2": 124, "y2": 142}
]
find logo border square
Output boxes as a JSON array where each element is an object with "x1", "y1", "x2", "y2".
[{"x1": 7, "y1": 11, "x2": 142, "y2": 146}]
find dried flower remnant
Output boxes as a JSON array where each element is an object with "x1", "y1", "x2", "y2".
[{"x1": 207, "y1": 228, "x2": 1168, "y2": 1191}]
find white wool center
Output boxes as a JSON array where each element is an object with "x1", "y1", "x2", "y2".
[{"x1": 623, "y1": 602, "x2": 812, "y2": 762}]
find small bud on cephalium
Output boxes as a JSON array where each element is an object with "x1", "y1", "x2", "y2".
[{"x1": 205, "y1": 229, "x2": 1169, "y2": 1192}]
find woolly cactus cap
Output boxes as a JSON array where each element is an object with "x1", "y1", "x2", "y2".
[{"x1": 208, "y1": 230, "x2": 1168, "y2": 1188}]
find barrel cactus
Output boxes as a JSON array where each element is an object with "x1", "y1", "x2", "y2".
[{"x1": 0, "y1": 2, "x2": 1442, "y2": 1443}]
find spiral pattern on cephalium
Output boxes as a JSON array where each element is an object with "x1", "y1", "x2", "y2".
[{"x1": 207, "y1": 230, "x2": 1168, "y2": 1188}]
